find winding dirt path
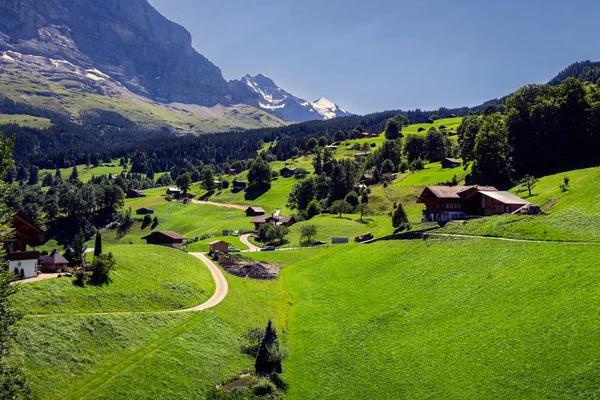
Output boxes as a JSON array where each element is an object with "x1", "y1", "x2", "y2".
[
  {"x1": 240, "y1": 233, "x2": 262, "y2": 252},
  {"x1": 26, "y1": 252, "x2": 229, "y2": 318},
  {"x1": 191, "y1": 200, "x2": 248, "y2": 210}
]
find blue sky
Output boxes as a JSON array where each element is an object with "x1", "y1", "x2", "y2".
[{"x1": 148, "y1": 0, "x2": 600, "y2": 114}]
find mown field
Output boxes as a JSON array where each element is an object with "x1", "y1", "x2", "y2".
[
  {"x1": 17, "y1": 263, "x2": 290, "y2": 399},
  {"x1": 14, "y1": 245, "x2": 215, "y2": 314},
  {"x1": 250, "y1": 238, "x2": 600, "y2": 399}
]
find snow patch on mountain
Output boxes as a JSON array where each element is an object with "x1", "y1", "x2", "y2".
[{"x1": 239, "y1": 74, "x2": 352, "y2": 123}]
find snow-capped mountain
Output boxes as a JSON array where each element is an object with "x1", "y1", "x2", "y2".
[{"x1": 238, "y1": 74, "x2": 352, "y2": 123}]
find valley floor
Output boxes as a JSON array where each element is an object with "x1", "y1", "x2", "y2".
[{"x1": 13, "y1": 163, "x2": 600, "y2": 399}]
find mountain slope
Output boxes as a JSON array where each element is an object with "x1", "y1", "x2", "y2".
[
  {"x1": 0, "y1": 0, "x2": 259, "y2": 107},
  {"x1": 0, "y1": 50, "x2": 284, "y2": 133},
  {"x1": 238, "y1": 74, "x2": 352, "y2": 122}
]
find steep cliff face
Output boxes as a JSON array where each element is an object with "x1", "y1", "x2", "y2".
[{"x1": 0, "y1": 0, "x2": 257, "y2": 106}]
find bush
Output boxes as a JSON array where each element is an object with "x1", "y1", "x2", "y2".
[
  {"x1": 251, "y1": 378, "x2": 277, "y2": 396},
  {"x1": 90, "y1": 253, "x2": 116, "y2": 285},
  {"x1": 345, "y1": 191, "x2": 359, "y2": 208},
  {"x1": 306, "y1": 199, "x2": 321, "y2": 219}
]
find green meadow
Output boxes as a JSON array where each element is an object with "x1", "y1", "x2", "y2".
[
  {"x1": 14, "y1": 245, "x2": 215, "y2": 314},
  {"x1": 0, "y1": 114, "x2": 53, "y2": 129}
]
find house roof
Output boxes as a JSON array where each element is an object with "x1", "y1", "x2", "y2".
[
  {"x1": 9, "y1": 251, "x2": 40, "y2": 261},
  {"x1": 478, "y1": 191, "x2": 530, "y2": 205},
  {"x1": 362, "y1": 173, "x2": 374, "y2": 180},
  {"x1": 137, "y1": 207, "x2": 154, "y2": 212},
  {"x1": 141, "y1": 231, "x2": 186, "y2": 241},
  {"x1": 168, "y1": 187, "x2": 181, "y2": 192},
  {"x1": 252, "y1": 216, "x2": 270, "y2": 223},
  {"x1": 11, "y1": 213, "x2": 45, "y2": 235},
  {"x1": 129, "y1": 188, "x2": 145, "y2": 194},
  {"x1": 418, "y1": 186, "x2": 498, "y2": 202},
  {"x1": 278, "y1": 216, "x2": 295, "y2": 224},
  {"x1": 281, "y1": 167, "x2": 297, "y2": 172},
  {"x1": 40, "y1": 250, "x2": 69, "y2": 265},
  {"x1": 246, "y1": 206, "x2": 265, "y2": 213},
  {"x1": 209, "y1": 240, "x2": 231, "y2": 246},
  {"x1": 442, "y1": 158, "x2": 462, "y2": 164}
]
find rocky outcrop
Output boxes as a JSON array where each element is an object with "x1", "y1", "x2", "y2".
[{"x1": 0, "y1": 0, "x2": 257, "y2": 106}]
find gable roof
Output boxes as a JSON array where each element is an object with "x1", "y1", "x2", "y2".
[
  {"x1": 246, "y1": 206, "x2": 265, "y2": 213},
  {"x1": 252, "y1": 215, "x2": 270, "y2": 224},
  {"x1": 478, "y1": 191, "x2": 530, "y2": 205},
  {"x1": 442, "y1": 158, "x2": 462, "y2": 164},
  {"x1": 40, "y1": 250, "x2": 69, "y2": 265},
  {"x1": 141, "y1": 231, "x2": 186, "y2": 241},
  {"x1": 418, "y1": 186, "x2": 499, "y2": 202},
  {"x1": 208, "y1": 240, "x2": 231, "y2": 246}
]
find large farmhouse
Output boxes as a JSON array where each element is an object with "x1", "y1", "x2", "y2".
[
  {"x1": 141, "y1": 231, "x2": 187, "y2": 249},
  {"x1": 417, "y1": 186, "x2": 530, "y2": 222},
  {"x1": 252, "y1": 215, "x2": 296, "y2": 231},
  {"x1": 1, "y1": 214, "x2": 45, "y2": 279}
]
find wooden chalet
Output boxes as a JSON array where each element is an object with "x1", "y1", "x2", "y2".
[
  {"x1": 141, "y1": 231, "x2": 187, "y2": 249},
  {"x1": 246, "y1": 206, "x2": 266, "y2": 217},
  {"x1": 360, "y1": 173, "x2": 375, "y2": 186},
  {"x1": 252, "y1": 215, "x2": 296, "y2": 231},
  {"x1": 127, "y1": 188, "x2": 146, "y2": 198},
  {"x1": 417, "y1": 186, "x2": 530, "y2": 222},
  {"x1": 209, "y1": 240, "x2": 230, "y2": 254},
  {"x1": 1, "y1": 214, "x2": 45, "y2": 279},
  {"x1": 441, "y1": 158, "x2": 462, "y2": 169},
  {"x1": 167, "y1": 187, "x2": 181, "y2": 196},
  {"x1": 136, "y1": 207, "x2": 154, "y2": 215},
  {"x1": 280, "y1": 167, "x2": 297, "y2": 178},
  {"x1": 233, "y1": 180, "x2": 247, "y2": 190},
  {"x1": 39, "y1": 250, "x2": 69, "y2": 273}
]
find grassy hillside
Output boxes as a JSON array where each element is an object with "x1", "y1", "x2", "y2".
[
  {"x1": 251, "y1": 239, "x2": 600, "y2": 399},
  {"x1": 112, "y1": 197, "x2": 254, "y2": 245},
  {"x1": 17, "y1": 259, "x2": 291, "y2": 399},
  {"x1": 0, "y1": 60, "x2": 284, "y2": 134},
  {"x1": 440, "y1": 166, "x2": 600, "y2": 242},
  {"x1": 14, "y1": 245, "x2": 215, "y2": 314},
  {"x1": 0, "y1": 114, "x2": 52, "y2": 129}
]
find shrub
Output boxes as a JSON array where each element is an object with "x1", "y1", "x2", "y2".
[
  {"x1": 90, "y1": 253, "x2": 116, "y2": 285},
  {"x1": 306, "y1": 199, "x2": 321, "y2": 219},
  {"x1": 344, "y1": 191, "x2": 359, "y2": 208},
  {"x1": 74, "y1": 270, "x2": 87, "y2": 287},
  {"x1": 251, "y1": 378, "x2": 277, "y2": 396}
]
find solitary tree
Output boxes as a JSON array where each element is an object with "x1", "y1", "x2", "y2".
[
  {"x1": 331, "y1": 200, "x2": 353, "y2": 218},
  {"x1": 356, "y1": 203, "x2": 371, "y2": 222},
  {"x1": 385, "y1": 119, "x2": 401, "y2": 140},
  {"x1": 94, "y1": 232, "x2": 102, "y2": 257},
  {"x1": 90, "y1": 253, "x2": 116, "y2": 285},
  {"x1": 300, "y1": 224, "x2": 318, "y2": 244},
  {"x1": 255, "y1": 320, "x2": 282, "y2": 374},
  {"x1": 248, "y1": 158, "x2": 272, "y2": 188},
  {"x1": 518, "y1": 175, "x2": 539, "y2": 197},
  {"x1": 201, "y1": 168, "x2": 215, "y2": 192},
  {"x1": 392, "y1": 203, "x2": 411, "y2": 232},
  {"x1": 176, "y1": 172, "x2": 192, "y2": 195}
]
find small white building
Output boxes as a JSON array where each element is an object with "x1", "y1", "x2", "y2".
[{"x1": 9, "y1": 251, "x2": 40, "y2": 279}]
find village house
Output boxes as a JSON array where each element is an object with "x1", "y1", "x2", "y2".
[
  {"x1": 280, "y1": 167, "x2": 297, "y2": 178},
  {"x1": 228, "y1": 169, "x2": 237, "y2": 176},
  {"x1": 417, "y1": 127, "x2": 426, "y2": 132},
  {"x1": 417, "y1": 186, "x2": 530, "y2": 222},
  {"x1": 127, "y1": 188, "x2": 146, "y2": 198},
  {"x1": 441, "y1": 158, "x2": 462, "y2": 169},
  {"x1": 360, "y1": 173, "x2": 375, "y2": 186},
  {"x1": 233, "y1": 180, "x2": 247, "y2": 190},
  {"x1": 1, "y1": 214, "x2": 45, "y2": 279},
  {"x1": 167, "y1": 187, "x2": 181, "y2": 196},
  {"x1": 209, "y1": 240, "x2": 230, "y2": 254},
  {"x1": 141, "y1": 231, "x2": 187, "y2": 249},
  {"x1": 136, "y1": 207, "x2": 154, "y2": 215},
  {"x1": 246, "y1": 206, "x2": 266, "y2": 217},
  {"x1": 252, "y1": 215, "x2": 296, "y2": 231},
  {"x1": 39, "y1": 250, "x2": 69, "y2": 273}
]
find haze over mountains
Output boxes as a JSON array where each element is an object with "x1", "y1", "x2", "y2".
[{"x1": 0, "y1": 0, "x2": 351, "y2": 131}]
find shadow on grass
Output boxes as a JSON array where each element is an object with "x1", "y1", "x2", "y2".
[
  {"x1": 199, "y1": 190, "x2": 216, "y2": 201},
  {"x1": 244, "y1": 183, "x2": 271, "y2": 201}
]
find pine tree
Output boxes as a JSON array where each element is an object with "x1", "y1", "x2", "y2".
[
  {"x1": 392, "y1": 203, "x2": 411, "y2": 232},
  {"x1": 94, "y1": 232, "x2": 103, "y2": 257},
  {"x1": 69, "y1": 166, "x2": 79, "y2": 182},
  {"x1": 255, "y1": 320, "x2": 280, "y2": 374}
]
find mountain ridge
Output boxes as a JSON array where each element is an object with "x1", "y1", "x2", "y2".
[{"x1": 236, "y1": 73, "x2": 352, "y2": 122}]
